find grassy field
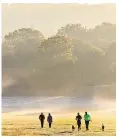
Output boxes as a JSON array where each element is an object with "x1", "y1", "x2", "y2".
[{"x1": 2, "y1": 112, "x2": 116, "y2": 136}]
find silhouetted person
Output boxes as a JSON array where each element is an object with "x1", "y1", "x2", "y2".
[
  {"x1": 72, "y1": 125, "x2": 75, "y2": 131},
  {"x1": 84, "y1": 112, "x2": 91, "y2": 131},
  {"x1": 102, "y1": 123, "x2": 104, "y2": 131},
  {"x1": 39, "y1": 113, "x2": 45, "y2": 128},
  {"x1": 47, "y1": 113, "x2": 53, "y2": 128},
  {"x1": 76, "y1": 112, "x2": 82, "y2": 131}
]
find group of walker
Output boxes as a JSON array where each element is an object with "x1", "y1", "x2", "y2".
[
  {"x1": 38, "y1": 112, "x2": 103, "y2": 131},
  {"x1": 75, "y1": 112, "x2": 91, "y2": 131},
  {"x1": 39, "y1": 113, "x2": 52, "y2": 128}
]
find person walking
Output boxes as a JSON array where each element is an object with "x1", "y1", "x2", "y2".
[
  {"x1": 102, "y1": 123, "x2": 104, "y2": 131},
  {"x1": 84, "y1": 112, "x2": 91, "y2": 131},
  {"x1": 76, "y1": 112, "x2": 82, "y2": 131},
  {"x1": 47, "y1": 113, "x2": 53, "y2": 128},
  {"x1": 39, "y1": 112, "x2": 45, "y2": 128}
]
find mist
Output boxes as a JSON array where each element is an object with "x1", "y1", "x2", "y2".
[
  {"x1": 2, "y1": 3, "x2": 116, "y2": 38},
  {"x1": 2, "y1": 3, "x2": 116, "y2": 103}
]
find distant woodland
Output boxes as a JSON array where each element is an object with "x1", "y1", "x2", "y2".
[{"x1": 2, "y1": 22, "x2": 116, "y2": 97}]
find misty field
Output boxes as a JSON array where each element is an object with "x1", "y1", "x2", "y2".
[{"x1": 2, "y1": 114, "x2": 116, "y2": 136}]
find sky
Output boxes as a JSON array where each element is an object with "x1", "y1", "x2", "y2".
[{"x1": 2, "y1": 3, "x2": 116, "y2": 38}]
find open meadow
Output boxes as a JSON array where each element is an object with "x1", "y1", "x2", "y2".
[{"x1": 2, "y1": 112, "x2": 116, "y2": 136}]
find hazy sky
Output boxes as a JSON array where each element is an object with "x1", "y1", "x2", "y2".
[{"x1": 2, "y1": 3, "x2": 116, "y2": 38}]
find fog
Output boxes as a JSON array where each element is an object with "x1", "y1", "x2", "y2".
[
  {"x1": 2, "y1": 3, "x2": 116, "y2": 38},
  {"x1": 2, "y1": 4, "x2": 116, "y2": 108}
]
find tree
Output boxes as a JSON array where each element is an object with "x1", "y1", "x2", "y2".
[
  {"x1": 39, "y1": 35, "x2": 77, "y2": 65},
  {"x1": 2, "y1": 28, "x2": 44, "y2": 68},
  {"x1": 57, "y1": 23, "x2": 88, "y2": 41},
  {"x1": 3, "y1": 28, "x2": 44, "y2": 56},
  {"x1": 2, "y1": 24, "x2": 116, "y2": 97},
  {"x1": 57, "y1": 22, "x2": 116, "y2": 49}
]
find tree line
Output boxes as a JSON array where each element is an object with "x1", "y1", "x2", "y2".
[{"x1": 2, "y1": 22, "x2": 116, "y2": 97}]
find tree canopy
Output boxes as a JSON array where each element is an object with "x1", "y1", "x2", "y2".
[{"x1": 2, "y1": 23, "x2": 116, "y2": 98}]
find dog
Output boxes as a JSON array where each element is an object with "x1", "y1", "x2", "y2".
[
  {"x1": 102, "y1": 123, "x2": 104, "y2": 131},
  {"x1": 72, "y1": 125, "x2": 75, "y2": 131}
]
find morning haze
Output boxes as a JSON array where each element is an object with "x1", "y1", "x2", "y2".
[
  {"x1": 2, "y1": 3, "x2": 116, "y2": 136},
  {"x1": 2, "y1": 3, "x2": 116, "y2": 97},
  {"x1": 2, "y1": 3, "x2": 116, "y2": 37}
]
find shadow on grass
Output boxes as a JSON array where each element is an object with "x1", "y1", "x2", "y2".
[
  {"x1": 39, "y1": 133, "x2": 51, "y2": 136},
  {"x1": 56, "y1": 131, "x2": 73, "y2": 134},
  {"x1": 25, "y1": 128, "x2": 36, "y2": 130}
]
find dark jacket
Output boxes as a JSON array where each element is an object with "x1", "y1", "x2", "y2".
[
  {"x1": 76, "y1": 115, "x2": 82, "y2": 124},
  {"x1": 47, "y1": 115, "x2": 52, "y2": 123},
  {"x1": 39, "y1": 114, "x2": 45, "y2": 121}
]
